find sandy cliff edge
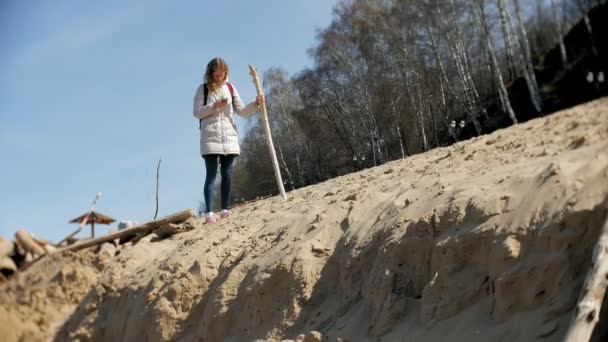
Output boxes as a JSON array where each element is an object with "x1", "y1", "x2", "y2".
[{"x1": 1, "y1": 97, "x2": 607, "y2": 342}]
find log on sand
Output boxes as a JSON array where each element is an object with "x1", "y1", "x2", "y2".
[
  {"x1": 0, "y1": 238, "x2": 15, "y2": 258},
  {"x1": 57, "y1": 209, "x2": 193, "y2": 253},
  {"x1": 564, "y1": 211, "x2": 608, "y2": 342},
  {"x1": 0, "y1": 257, "x2": 18, "y2": 274},
  {"x1": 15, "y1": 229, "x2": 46, "y2": 256}
]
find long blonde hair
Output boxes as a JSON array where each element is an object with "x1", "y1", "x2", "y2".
[{"x1": 204, "y1": 57, "x2": 229, "y2": 92}]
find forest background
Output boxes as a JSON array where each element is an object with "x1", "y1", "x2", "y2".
[{"x1": 228, "y1": 0, "x2": 607, "y2": 208}]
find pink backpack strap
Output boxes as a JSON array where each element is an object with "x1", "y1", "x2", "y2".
[{"x1": 226, "y1": 82, "x2": 234, "y2": 98}]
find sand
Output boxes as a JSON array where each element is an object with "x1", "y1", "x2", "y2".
[{"x1": 1, "y1": 97, "x2": 607, "y2": 341}]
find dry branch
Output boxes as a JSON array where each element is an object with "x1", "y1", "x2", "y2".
[
  {"x1": 564, "y1": 210, "x2": 608, "y2": 341},
  {"x1": 33, "y1": 237, "x2": 55, "y2": 248},
  {"x1": 154, "y1": 158, "x2": 161, "y2": 220},
  {"x1": 56, "y1": 209, "x2": 193, "y2": 253},
  {"x1": 248, "y1": 64, "x2": 287, "y2": 201}
]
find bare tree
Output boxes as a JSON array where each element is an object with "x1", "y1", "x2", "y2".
[
  {"x1": 472, "y1": 0, "x2": 518, "y2": 124},
  {"x1": 550, "y1": 0, "x2": 569, "y2": 66},
  {"x1": 572, "y1": 0, "x2": 599, "y2": 56},
  {"x1": 498, "y1": 0, "x2": 518, "y2": 80},
  {"x1": 436, "y1": 0, "x2": 483, "y2": 134},
  {"x1": 512, "y1": 0, "x2": 543, "y2": 112}
]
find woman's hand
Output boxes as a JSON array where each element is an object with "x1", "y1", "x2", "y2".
[
  {"x1": 255, "y1": 95, "x2": 265, "y2": 106},
  {"x1": 213, "y1": 99, "x2": 229, "y2": 109}
]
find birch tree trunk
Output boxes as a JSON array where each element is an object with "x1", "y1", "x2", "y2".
[
  {"x1": 429, "y1": 101, "x2": 439, "y2": 147},
  {"x1": 401, "y1": 63, "x2": 428, "y2": 152},
  {"x1": 438, "y1": 1, "x2": 483, "y2": 134},
  {"x1": 574, "y1": 0, "x2": 599, "y2": 56},
  {"x1": 440, "y1": 80, "x2": 458, "y2": 142},
  {"x1": 473, "y1": 0, "x2": 518, "y2": 124},
  {"x1": 550, "y1": 0, "x2": 568, "y2": 66},
  {"x1": 417, "y1": 85, "x2": 429, "y2": 151},
  {"x1": 388, "y1": 92, "x2": 406, "y2": 158},
  {"x1": 440, "y1": 5, "x2": 475, "y2": 120},
  {"x1": 370, "y1": 131, "x2": 377, "y2": 167},
  {"x1": 425, "y1": 13, "x2": 471, "y2": 131},
  {"x1": 449, "y1": 0, "x2": 489, "y2": 122},
  {"x1": 276, "y1": 145, "x2": 292, "y2": 190},
  {"x1": 512, "y1": 0, "x2": 543, "y2": 112},
  {"x1": 498, "y1": 0, "x2": 517, "y2": 80}
]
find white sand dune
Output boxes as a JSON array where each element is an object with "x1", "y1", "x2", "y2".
[{"x1": 1, "y1": 97, "x2": 607, "y2": 342}]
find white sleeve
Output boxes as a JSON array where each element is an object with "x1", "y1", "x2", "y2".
[
  {"x1": 193, "y1": 84, "x2": 218, "y2": 119},
  {"x1": 231, "y1": 85, "x2": 258, "y2": 117}
]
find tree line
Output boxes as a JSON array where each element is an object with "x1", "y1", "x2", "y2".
[{"x1": 227, "y1": 0, "x2": 605, "y2": 205}]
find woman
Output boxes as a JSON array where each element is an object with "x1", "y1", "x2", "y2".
[{"x1": 193, "y1": 57, "x2": 263, "y2": 223}]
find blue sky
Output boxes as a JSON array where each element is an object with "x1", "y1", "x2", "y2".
[{"x1": 0, "y1": 0, "x2": 339, "y2": 243}]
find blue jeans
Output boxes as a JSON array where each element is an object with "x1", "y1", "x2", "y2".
[{"x1": 203, "y1": 154, "x2": 236, "y2": 213}]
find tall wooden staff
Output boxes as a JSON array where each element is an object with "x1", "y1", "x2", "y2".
[{"x1": 248, "y1": 64, "x2": 287, "y2": 200}]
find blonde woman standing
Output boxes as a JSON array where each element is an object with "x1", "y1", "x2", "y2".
[{"x1": 193, "y1": 57, "x2": 264, "y2": 223}]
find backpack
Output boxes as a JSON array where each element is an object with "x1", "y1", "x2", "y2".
[{"x1": 199, "y1": 82, "x2": 235, "y2": 129}]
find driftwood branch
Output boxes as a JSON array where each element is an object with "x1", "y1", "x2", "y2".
[
  {"x1": 248, "y1": 64, "x2": 287, "y2": 201},
  {"x1": 564, "y1": 210, "x2": 608, "y2": 342},
  {"x1": 56, "y1": 209, "x2": 193, "y2": 253}
]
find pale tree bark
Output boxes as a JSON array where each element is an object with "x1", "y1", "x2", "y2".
[
  {"x1": 512, "y1": 0, "x2": 543, "y2": 112},
  {"x1": 370, "y1": 131, "x2": 377, "y2": 167},
  {"x1": 472, "y1": 0, "x2": 518, "y2": 124},
  {"x1": 390, "y1": 94, "x2": 407, "y2": 158},
  {"x1": 439, "y1": 80, "x2": 459, "y2": 142},
  {"x1": 424, "y1": 9, "x2": 476, "y2": 134},
  {"x1": 439, "y1": 4, "x2": 475, "y2": 120},
  {"x1": 550, "y1": 0, "x2": 568, "y2": 66},
  {"x1": 413, "y1": 113, "x2": 421, "y2": 151},
  {"x1": 574, "y1": 0, "x2": 598, "y2": 56},
  {"x1": 417, "y1": 84, "x2": 429, "y2": 151},
  {"x1": 275, "y1": 145, "x2": 293, "y2": 190},
  {"x1": 449, "y1": 0, "x2": 489, "y2": 121},
  {"x1": 532, "y1": 1, "x2": 543, "y2": 56},
  {"x1": 436, "y1": 1, "x2": 483, "y2": 134},
  {"x1": 400, "y1": 51, "x2": 429, "y2": 153},
  {"x1": 429, "y1": 101, "x2": 439, "y2": 147},
  {"x1": 417, "y1": 86, "x2": 429, "y2": 151},
  {"x1": 498, "y1": 0, "x2": 517, "y2": 80}
]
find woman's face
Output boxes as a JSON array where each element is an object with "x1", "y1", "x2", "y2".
[{"x1": 212, "y1": 68, "x2": 226, "y2": 83}]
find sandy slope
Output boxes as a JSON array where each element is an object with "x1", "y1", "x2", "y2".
[{"x1": 1, "y1": 97, "x2": 607, "y2": 342}]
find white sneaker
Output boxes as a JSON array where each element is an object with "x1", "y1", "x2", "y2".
[
  {"x1": 205, "y1": 212, "x2": 216, "y2": 224},
  {"x1": 220, "y1": 209, "x2": 230, "y2": 219}
]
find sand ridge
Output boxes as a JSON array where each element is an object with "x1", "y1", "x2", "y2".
[{"x1": 1, "y1": 97, "x2": 607, "y2": 341}]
